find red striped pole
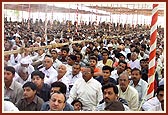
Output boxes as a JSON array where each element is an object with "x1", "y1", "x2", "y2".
[{"x1": 147, "y1": 4, "x2": 158, "y2": 100}]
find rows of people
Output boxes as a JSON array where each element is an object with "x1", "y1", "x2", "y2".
[{"x1": 4, "y1": 18, "x2": 164, "y2": 111}]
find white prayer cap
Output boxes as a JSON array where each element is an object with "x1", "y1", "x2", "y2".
[
  {"x1": 107, "y1": 44, "x2": 113, "y2": 48},
  {"x1": 20, "y1": 57, "x2": 31, "y2": 65},
  {"x1": 13, "y1": 33, "x2": 21, "y2": 38}
]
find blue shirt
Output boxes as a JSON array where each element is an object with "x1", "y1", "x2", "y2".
[
  {"x1": 40, "y1": 101, "x2": 74, "y2": 111},
  {"x1": 95, "y1": 76, "x2": 117, "y2": 86},
  {"x1": 36, "y1": 83, "x2": 51, "y2": 102}
]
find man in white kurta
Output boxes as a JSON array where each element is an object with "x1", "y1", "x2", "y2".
[
  {"x1": 39, "y1": 56, "x2": 58, "y2": 86},
  {"x1": 142, "y1": 85, "x2": 164, "y2": 111},
  {"x1": 117, "y1": 71, "x2": 139, "y2": 111},
  {"x1": 67, "y1": 66, "x2": 103, "y2": 111}
]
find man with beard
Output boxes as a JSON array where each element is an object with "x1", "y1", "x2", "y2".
[{"x1": 96, "y1": 83, "x2": 129, "y2": 111}]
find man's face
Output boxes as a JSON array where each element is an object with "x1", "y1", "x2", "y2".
[
  {"x1": 118, "y1": 74, "x2": 129, "y2": 92},
  {"x1": 23, "y1": 87, "x2": 36, "y2": 99},
  {"x1": 82, "y1": 67, "x2": 92, "y2": 82},
  {"x1": 67, "y1": 57, "x2": 74, "y2": 66},
  {"x1": 117, "y1": 62, "x2": 126, "y2": 73},
  {"x1": 43, "y1": 57, "x2": 53, "y2": 69},
  {"x1": 102, "y1": 53, "x2": 108, "y2": 60},
  {"x1": 76, "y1": 55, "x2": 81, "y2": 62},
  {"x1": 58, "y1": 65, "x2": 67, "y2": 77},
  {"x1": 140, "y1": 61, "x2": 146, "y2": 68},
  {"x1": 119, "y1": 56, "x2": 125, "y2": 61},
  {"x1": 131, "y1": 70, "x2": 141, "y2": 83},
  {"x1": 157, "y1": 90, "x2": 164, "y2": 110},
  {"x1": 49, "y1": 93, "x2": 65, "y2": 111},
  {"x1": 157, "y1": 90, "x2": 164, "y2": 103},
  {"x1": 18, "y1": 70, "x2": 29, "y2": 81},
  {"x1": 31, "y1": 75, "x2": 44, "y2": 89},
  {"x1": 73, "y1": 102, "x2": 82, "y2": 111},
  {"x1": 51, "y1": 51, "x2": 58, "y2": 59},
  {"x1": 89, "y1": 59, "x2": 97, "y2": 67},
  {"x1": 102, "y1": 70, "x2": 111, "y2": 80},
  {"x1": 103, "y1": 87, "x2": 117, "y2": 103},
  {"x1": 61, "y1": 50, "x2": 68, "y2": 57},
  {"x1": 4, "y1": 70, "x2": 14, "y2": 83},
  {"x1": 72, "y1": 64, "x2": 81, "y2": 76}
]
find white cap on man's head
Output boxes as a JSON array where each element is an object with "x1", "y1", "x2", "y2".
[
  {"x1": 20, "y1": 57, "x2": 31, "y2": 65},
  {"x1": 107, "y1": 44, "x2": 113, "y2": 48}
]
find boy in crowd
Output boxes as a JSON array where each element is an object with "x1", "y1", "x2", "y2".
[{"x1": 31, "y1": 70, "x2": 51, "y2": 102}]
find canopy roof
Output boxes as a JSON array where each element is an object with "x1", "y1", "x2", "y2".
[{"x1": 4, "y1": 3, "x2": 164, "y2": 16}]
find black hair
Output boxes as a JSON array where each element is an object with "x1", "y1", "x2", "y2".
[
  {"x1": 51, "y1": 81, "x2": 67, "y2": 94},
  {"x1": 89, "y1": 42, "x2": 94, "y2": 46},
  {"x1": 89, "y1": 56, "x2": 98, "y2": 62},
  {"x1": 4, "y1": 66, "x2": 15, "y2": 75},
  {"x1": 31, "y1": 70, "x2": 45, "y2": 79},
  {"x1": 131, "y1": 68, "x2": 142, "y2": 75},
  {"x1": 102, "y1": 65, "x2": 112, "y2": 73},
  {"x1": 68, "y1": 54, "x2": 77, "y2": 61},
  {"x1": 127, "y1": 53, "x2": 131, "y2": 60},
  {"x1": 86, "y1": 46, "x2": 92, "y2": 51},
  {"x1": 102, "y1": 83, "x2": 118, "y2": 94},
  {"x1": 156, "y1": 85, "x2": 164, "y2": 95},
  {"x1": 45, "y1": 54, "x2": 52, "y2": 58},
  {"x1": 140, "y1": 58, "x2": 146, "y2": 63},
  {"x1": 76, "y1": 53, "x2": 83, "y2": 59},
  {"x1": 61, "y1": 47, "x2": 70, "y2": 53},
  {"x1": 93, "y1": 48, "x2": 99, "y2": 52},
  {"x1": 134, "y1": 48, "x2": 140, "y2": 54},
  {"x1": 23, "y1": 35, "x2": 29, "y2": 40},
  {"x1": 73, "y1": 62, "x2": 81, "y2": 68},
  {"x1": 22, "y1": 81, "x2": 37, "y2": 91},
  {"x1": 71, "y1": 99, "x2": 83, "y2": 108},
  {"x1": 101, "y1": 50, "x2": 110, "y2": 56},
  {"x1": 141, "y1": 44, "x2": 147, "y2": 50},
  {"x1": 118, "y1": 60, "x2": 127, "y2": 70}
]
